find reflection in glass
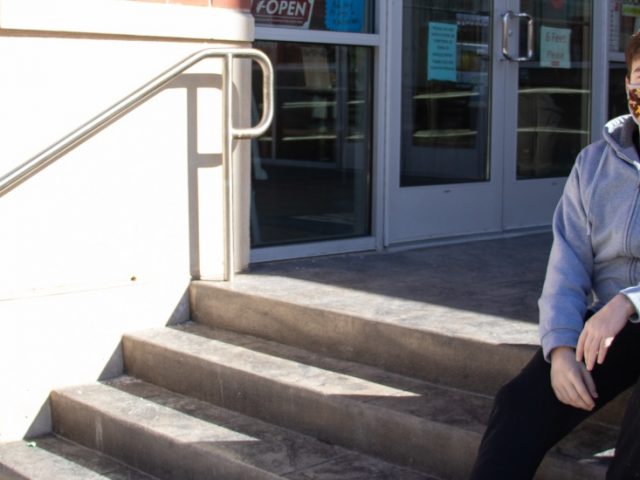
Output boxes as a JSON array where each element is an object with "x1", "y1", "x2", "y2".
[
  {"x1": 517, "y1": 0, "x2": 592, "y2": 179},
  {"x1": 609, "y1": 62, "x2": 628, "y2": 120},
  {"x1": 251, "y1": 41, "x2": 373, "y2": 247},
  {"x1": 401, "y1": 1, "x2": 491, "y2": 187},
  {"x1": 609, "y1": 1, "x2": 640, "y2": 54},
  {"x1": 252, "y1": 0, "x2": 374, "y2": 34}
]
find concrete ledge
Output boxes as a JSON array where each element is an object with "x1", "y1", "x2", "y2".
[{"x1": 0, "y1": 0, "x2": 254, "y2": 41}]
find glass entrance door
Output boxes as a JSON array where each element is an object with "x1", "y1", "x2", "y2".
[
  {"x1": 502, "y1": 0, "x2": 592, "y2": 228},
  {"x1": 387, "y1": 0, "x2": 593, "y2": 245},
  {"x1": 387, "y1": 0, "x2": 501, "y2": 244}
]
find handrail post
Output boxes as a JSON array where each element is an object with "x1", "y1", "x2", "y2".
[
  {"x1": 223, "y1": 53, "x2": 235, "y2": 282},
  {"x1": 223, "y1": 50, "x2": 274, "y2": 281}
]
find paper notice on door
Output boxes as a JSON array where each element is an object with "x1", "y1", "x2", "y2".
[
  {"x1": 540, "y1": 26, "x2": 571, "y2": 69},
  {"x1": 301, "y1": 45, "x2": 332, "y2": 90},
  {"x1": 427, "y1": 22, "x2": 458, "y2": 82},
  {"x1": 325, "y1": 0, "x2": 365, "y2": 32}
]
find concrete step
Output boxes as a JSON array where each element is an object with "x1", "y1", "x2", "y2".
[
  {"x1": 0, "y1": 434, "x2": 159, "y2": 480},
  {"x1": 189, "y1": 281, "x2": 537, "y2": 397},
  {"x1": 122, "y1": 322, "x2": 617, "y2": 480},
  {"x1": 189, "y1": 280, "x2": 628, "y2": 426},
  {"x1": 50, "y1": 376, "x2": 437, "y2": 480}
]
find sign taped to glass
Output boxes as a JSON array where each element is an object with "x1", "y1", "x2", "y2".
[
  {"x1": 325, "y1": 0, "x2": 365, "y2": 32},
  {"x1": 252, "y1": 0, "x2": 316, "y2": 28},
  {"x1": 540, "y1": 25, "x2": 571, "y2": 69},
  {"x1": 427, "y1": 22, "x2": 458, "y2": 82}
]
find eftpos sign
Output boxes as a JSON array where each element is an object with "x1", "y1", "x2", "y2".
[{"x1": 252, "y1": 0, "x2": 316, "y2": 29}]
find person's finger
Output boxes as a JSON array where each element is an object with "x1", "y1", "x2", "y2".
[
  {"x1": 554, "y1": 373, "x2": 592, "y2": 410},
  {"x1": 586, "y1": 332, "x2": 602, "y2": 371},
  {"x1": 583, "y1": 333, "x2": 597, "y2": 370},
  {"x1": 552, "y1": 384, "x2": 565, "y2": 404},
  {"x1": 556, "y1": 385, "x2": 575, "y2": 408},
  {"x1": 560, "y1": 386, "x2": 585, "y2": 410},
  {"x1": 580, "y1": 366, "x2": 598, "y2": 399},
  {"x1": 570, "y1": 373, "x2": 595, "y2": 410},
  {"x1": 597, "y1": 338, "x2": 608, "y2": 366},
  {"x1": 576, "y1": 331, "x2": 586, "y2": 362}
]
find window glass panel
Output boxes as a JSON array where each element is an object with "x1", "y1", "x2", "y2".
[
  {"x1": 609, "y1": 0, "x2": 640, "y2": 54},
  {"x1": 400, "y1": 1, "x2": 491, "y2": 187},
  {"x1": 251, "y1": 41, "x2": 373, "y2": 247},
  {"x1": 609, "y1": 62, "x2": 628, "y2": 119},
  {"x1": 516, "y1": 0, "x2": 592, "y2": 179},
  {"x1": 252, "y1": 0, "x2": 375, "y2": 33}
]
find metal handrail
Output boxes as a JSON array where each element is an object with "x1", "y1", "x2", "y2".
[{"x1": 0, "y1": 47, "x2": 275, "y2": 281}]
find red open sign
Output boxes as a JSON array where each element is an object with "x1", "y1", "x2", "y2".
[{"x1": 252, "y1": 0, "x2": 316, "y2": 29}]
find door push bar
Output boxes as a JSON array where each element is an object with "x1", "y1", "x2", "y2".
[{"x1": 502, "y1": 11, "x2": 535, "y2": 62}]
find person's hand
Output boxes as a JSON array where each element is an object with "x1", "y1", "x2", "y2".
[
  {"x1": 576, "y1": 294, "x2": 634, "y2": 371},
  {"x1": 550, "y1": 346, "x2": 597, "y2": 411}
]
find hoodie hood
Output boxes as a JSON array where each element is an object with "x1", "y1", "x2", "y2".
[{"x1": 603, "y1": 114, "x2": 639, "y2": 165}]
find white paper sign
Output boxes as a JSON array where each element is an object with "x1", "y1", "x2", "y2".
[{"x1": 540, "y1": 26, "x2": 571, "y2": 69}]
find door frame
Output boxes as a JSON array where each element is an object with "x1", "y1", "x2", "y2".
[
  {"x1": 500, "y1": 0, "x2": 604, "y2": 230},
  {"x1": 384, "y1": 0, "x2": 504, "y2": 247},
  {"x1": 249, "y1": 1, "x2": 388, "y2": 263}
]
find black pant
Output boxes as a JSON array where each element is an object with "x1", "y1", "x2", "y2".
[{"x1": 469, "y1": 321, "x2": 640, "y2": 480}]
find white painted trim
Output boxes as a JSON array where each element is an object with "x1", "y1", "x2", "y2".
[
  {"x1": 255, "y1": 26, "x2": 379, "y2": 46},
  {"x1": 0, "y1": 0, "x2": 254, "y2": 41},
  {"x1": 591, "y1": 0, "x2": 609, "y2": 142},
  {"x1": 250, "y1": 237, "x2": 376, "y2": 263},
  {"x1": 610, "y1": 52, "x2": 625, "y2": 62},
  {"x1": 383, "y1": 0, "x2": 402, "y2": 248},
  {"x1": 372, "y1": 0, "x2": 388, "y2": 252}
]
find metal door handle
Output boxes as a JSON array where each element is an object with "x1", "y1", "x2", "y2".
[{"x1": 502, "y1": 11, "x2": 534, "y2": 62}]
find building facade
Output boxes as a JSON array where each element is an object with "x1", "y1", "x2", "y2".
[
  {"x1": 0, "y1": 0, "x2": 635, "y2": 441},
  {"x1": 248, "y1": 0, "x2": 633, "y2": 263}
]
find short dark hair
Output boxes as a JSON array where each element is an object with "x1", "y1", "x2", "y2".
[{"x1": 626, "y1": 31, "x2": 640, "y2": 76}]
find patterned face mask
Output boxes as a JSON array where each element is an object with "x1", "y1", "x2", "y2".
[{"x1": 627, "y1": 82, "x2": 640, "y2": 125}]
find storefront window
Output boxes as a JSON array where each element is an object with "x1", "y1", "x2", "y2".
[
  {"x1": 400, "y1": 1, "x2": 491, "y2": 186},
  {"x1": 252, "y1": 0, "x2": 374, "y2": 33},
  {"x1": 251, "y1": 41, "x2": 373, "y2": 247}
]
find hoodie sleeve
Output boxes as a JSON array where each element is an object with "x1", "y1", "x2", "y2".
[
  {"x1": 620, "y1": 286, "x2": 640, "y2": 323},
  {"x1": 538, "y1": 152, "x2": 594, "y2": 362}
]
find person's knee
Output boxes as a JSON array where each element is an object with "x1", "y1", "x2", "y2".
[{"x1": 494, "y1": 376, "x2": 530, "y2": 412}]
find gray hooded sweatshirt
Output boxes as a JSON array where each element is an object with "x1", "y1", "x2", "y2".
[{"x1": 539, "y1": 114, "x2": 640, "y2": 361}]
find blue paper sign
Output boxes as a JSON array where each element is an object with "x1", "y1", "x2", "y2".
[
  {"x1": 428, "y1": 22, "x2": 458, "y2": 82},
  {"x1": 325, "y1": 0, "x2": 365, "y2": 32}
]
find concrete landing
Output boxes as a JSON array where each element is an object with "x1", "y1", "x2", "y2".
[{"x1": 235, "y1": 233, "x2": 552, "y2": 348}]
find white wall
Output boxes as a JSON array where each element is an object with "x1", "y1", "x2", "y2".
[{"x1": 0, "y1": 2, "x2": 255, "y2": 441}]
